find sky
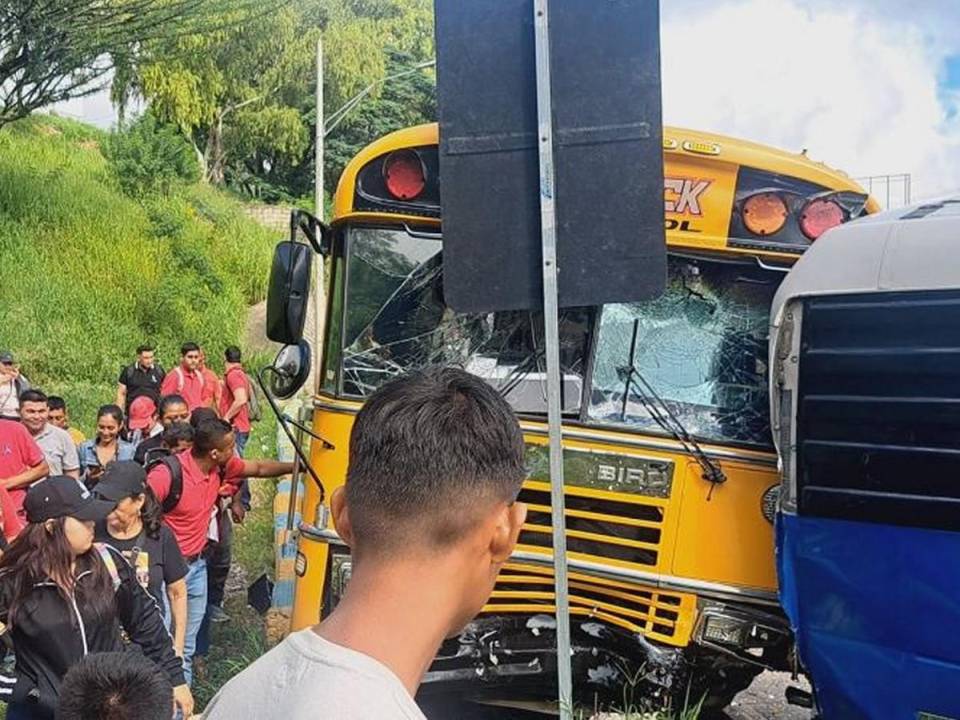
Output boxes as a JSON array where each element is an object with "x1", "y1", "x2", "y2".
[
  {"x1": 659, "y1": 0, "x2": 960, "y2": 203},
  {"x1": 53, "y1": 0, "x2": 960, "y2": 204}
]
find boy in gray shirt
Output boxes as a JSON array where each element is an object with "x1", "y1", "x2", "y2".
[{"x1": 202, "y1": 368, "x2": 528, "y2": 719}]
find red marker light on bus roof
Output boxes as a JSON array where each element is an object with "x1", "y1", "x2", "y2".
[
  {"x1": 383, "y1": 150, "x2": 426, "y2": 201},
  {"x1": 800, "y1": 198, "x2": 844, "y2": 240}
]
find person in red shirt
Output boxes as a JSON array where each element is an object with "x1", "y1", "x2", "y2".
[
  {"x1": 159, "y1": 343, "x2": 206, "y2": 412},
  {"x1": 198, "y1": 348, "x2": 221, "y2": 411},
  {"x1": 201, "y1": 346, "x2": 252, "y2": 633},
  {"x1": 219, "y1": 346, "x2": 251, "y2": 440},
  {"x1": 0, "y1": 417, "x2": 49, "y2": 534},
  {"x1": 145, "y1": 418, "x2": 292, "y2": 685}
]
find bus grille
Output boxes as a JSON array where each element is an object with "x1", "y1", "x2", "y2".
[
  {"x1": 483, "y1": 562, "x2": 693, "y2": 646},
  {"x1": 516, "y1": 483, "x2": 666, "y2": 569}
]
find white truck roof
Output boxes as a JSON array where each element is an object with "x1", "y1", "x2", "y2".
[{"x1": 770, "y1": 195, "x2": 960, "y2": 323}]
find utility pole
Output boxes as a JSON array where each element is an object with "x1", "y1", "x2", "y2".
[
  {"x1": 313, "y1": 35, "x2": 325, "y2": 387},
  {"x1": 533, "y1": 1, "x2": 574, "y2": 717}
]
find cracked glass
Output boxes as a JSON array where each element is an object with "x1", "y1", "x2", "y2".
[
  {"x1": 340, "y1": 227, "x2": 590, "y2": 413},
  {"x1": 588, "y1": 257, "x2": 779, "y2": 447}
]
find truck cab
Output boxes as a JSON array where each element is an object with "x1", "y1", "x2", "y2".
[{"x1": 770, "y1": 197, "x2": 960, "y2": 719}]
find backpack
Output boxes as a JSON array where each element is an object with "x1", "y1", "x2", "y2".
[
  {"x1": 244, "y1": 371, "x2": 263, "y2": 423},
  {"x1": 146, "y1": 453, "x2": 185, "y2": 514},
  {"x1": 93, "y1": 544, "x2": 123, "y2": 592},
  {"x1": 146, "y1": 452, "x2": 228, "y2": 514},
  {"x1": 226, "y1": 366, "x2": 262, "y2": 423}
]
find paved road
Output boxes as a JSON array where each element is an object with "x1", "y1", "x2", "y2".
[{"x1": 723, "y1": 672, "x2": 812, "y2": 720}]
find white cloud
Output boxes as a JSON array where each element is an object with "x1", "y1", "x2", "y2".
[{"x1": 661, "y1": 0, "x2": 960, "y2": 204}]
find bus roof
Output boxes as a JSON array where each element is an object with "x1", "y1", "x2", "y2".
[
  {"x1": 335, "y1": 123, "x2": 867, "y2": 212},
  {"x1": 333, "y1": 122, "x2": 878, "y2": 261},
  {"x1": 771, "y1": 195, "x2": 960, "y2": 320}
]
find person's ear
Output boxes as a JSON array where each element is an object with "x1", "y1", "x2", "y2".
[
  {"x1": 330, "y1": 486, "x2": 355, "y2": 548},
  {"x1": 43, "y1": 520, "x2": 56, "y2": 535},
  {"x1": 489, "y1": 501, "x2": 527, "y2": 565}
]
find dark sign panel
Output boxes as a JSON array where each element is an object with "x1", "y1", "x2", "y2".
[{"x1": 434, "y1": 0, "x2": 666, "y2": 313}]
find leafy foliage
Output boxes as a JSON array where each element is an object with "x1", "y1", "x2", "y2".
[
  {"x1": 116, "y1": 0, "x2": 436, "y2": 201},
  {"x1": 0, "y1": 0, "x2": 257, "y2": 128},
  {"x1": 105, "y1": 111, "x2": 200, "y2": 197}
]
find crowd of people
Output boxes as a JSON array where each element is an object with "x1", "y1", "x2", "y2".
[
  {"x1": 0, "y1": 346, "x2": 531, "y2": 720},
  {"x1": 0, "y1": 343, "x2": 293, "y2": 719}
]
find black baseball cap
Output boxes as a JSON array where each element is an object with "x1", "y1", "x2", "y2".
[
  {"x1": 94, "y1": 462, "x2": 147, "y2": 502},
  {"x1": 24, "y1": 476, "x2": 117, "y2": 524}
]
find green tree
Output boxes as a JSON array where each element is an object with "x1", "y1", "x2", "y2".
[
  {"x1": 117, "y1": 0, "x2": 436, "y2": 198},
  {"x1": 0, "y1": 0, "x2": 258, "y2": 128},
  {"x1": 117, "y1": 2, "x2": 315, "y2": 185}
]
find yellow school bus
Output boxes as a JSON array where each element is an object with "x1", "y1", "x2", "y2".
[{"x1": 284, "y1": 123, "x2": 878, "y2": 711}]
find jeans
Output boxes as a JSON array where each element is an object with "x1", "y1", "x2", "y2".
[
  {"x1": 182, "y1": 557, "x2": 208, "y2": 686},
  {"x1": 195, "y1": 510, "x2": 233, "y2": 657}
]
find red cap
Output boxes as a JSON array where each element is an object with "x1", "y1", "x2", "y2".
[{"x1": 128, "y1": 396, "x2": 157, "y2": 430}]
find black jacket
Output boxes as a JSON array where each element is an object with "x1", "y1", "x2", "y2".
[{"x1": 0, "y1": 544, "x2": 184, "y2": 718}]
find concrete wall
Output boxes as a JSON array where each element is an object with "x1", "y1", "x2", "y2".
[{"x1": 243, "y1": 204, "x2": 292, "y2": 233}]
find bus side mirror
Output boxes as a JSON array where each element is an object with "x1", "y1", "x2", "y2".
[
  {"x1": 266, "y1": 241, "x2": 313, "y2": 345},
  {"x1": 268, "y1": 341, "x2": 312, "y2": 399}
]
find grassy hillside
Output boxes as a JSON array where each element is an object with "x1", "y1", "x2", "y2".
[{"x1": 0, "y1": 115, "x2": 278, "y2": 431}]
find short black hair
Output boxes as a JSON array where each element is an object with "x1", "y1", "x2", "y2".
[
  {"x1": 157, "y1": 394, "x2": 187, "y2": 417},
  {"x1": 19, "y1": 388, "x2": 47, "y2": 404},
  {"x1": 161, "y1": 422, "x2": 194, "y2": 449},
  {"x1": 136, "y1": 344, "x2": 154, "y2": 355},
  {"x1": 47, "y1": 396, "x2": 67, "y2": 411},
  {"x1": 189, "y1": 407, "x2": 218, "y2": 428},
  {"x1": 193, "y1": 418, "x2": 233, "y2": 454},
  {"x1": 224, "y1": 345, "x2": 242, "y2": 363},
  {"x1": 346, "y1": 367, "x2": 525, "y2": 549},
  {"x1": 180, "y1": 342, "x2": 199, "y2": 356},
  {"x1": 56, "y1": 651, "x2": 172, "y2": 720}
]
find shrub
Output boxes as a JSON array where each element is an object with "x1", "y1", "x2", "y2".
[{"x1": 105, "y1": 112, "x2": 200, "y2": 197}]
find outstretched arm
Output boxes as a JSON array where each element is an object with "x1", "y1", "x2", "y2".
[{"x1": 241, "y1": 458, "x2": 294, "y2": 478}]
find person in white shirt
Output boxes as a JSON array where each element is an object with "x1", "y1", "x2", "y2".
[{"x1": 202, "y1": 367, "x2": 528, "y2": 720}]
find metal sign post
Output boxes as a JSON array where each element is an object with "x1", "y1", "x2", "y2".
[{"x1": 532, "y1": 1, "x2": 573, "y2": 717}]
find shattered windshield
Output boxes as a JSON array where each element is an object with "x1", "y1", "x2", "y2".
[
  {"x1": 340, "y1": 227, "x2": 590, "y2": 413},
  {"x1": 589, "y1": 257, "x2": 779, "y2": 447}
]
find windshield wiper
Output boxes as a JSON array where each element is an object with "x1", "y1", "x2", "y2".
[{"x1": 618, "y1": 319, "x2": 727, "y2": 496}]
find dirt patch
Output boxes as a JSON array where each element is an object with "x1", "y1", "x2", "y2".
[{"x1": 245, "y1": 300, "x2": 282, "y2": 356}]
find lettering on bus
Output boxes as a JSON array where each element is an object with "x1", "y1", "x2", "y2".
[
  {"x1": 664, "y1": 178, "x2": 711, "y2": 215},
  {"x1": 664, "y1": 177, "x2": 711, "y2": 234},
  {"x1": 525, "y1": 444, "x2": 674, "y2": 499}
]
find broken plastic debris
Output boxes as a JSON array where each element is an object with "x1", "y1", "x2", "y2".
[
  {"x1": 580, "y1": 622, "x2": 606, "y2": 639},
  {"x1": 587, "y1": 664, "x2": 620, "y2": 686},
  {"x1": 526, "y1": 614, "x2": 558, "y2": 637}
]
